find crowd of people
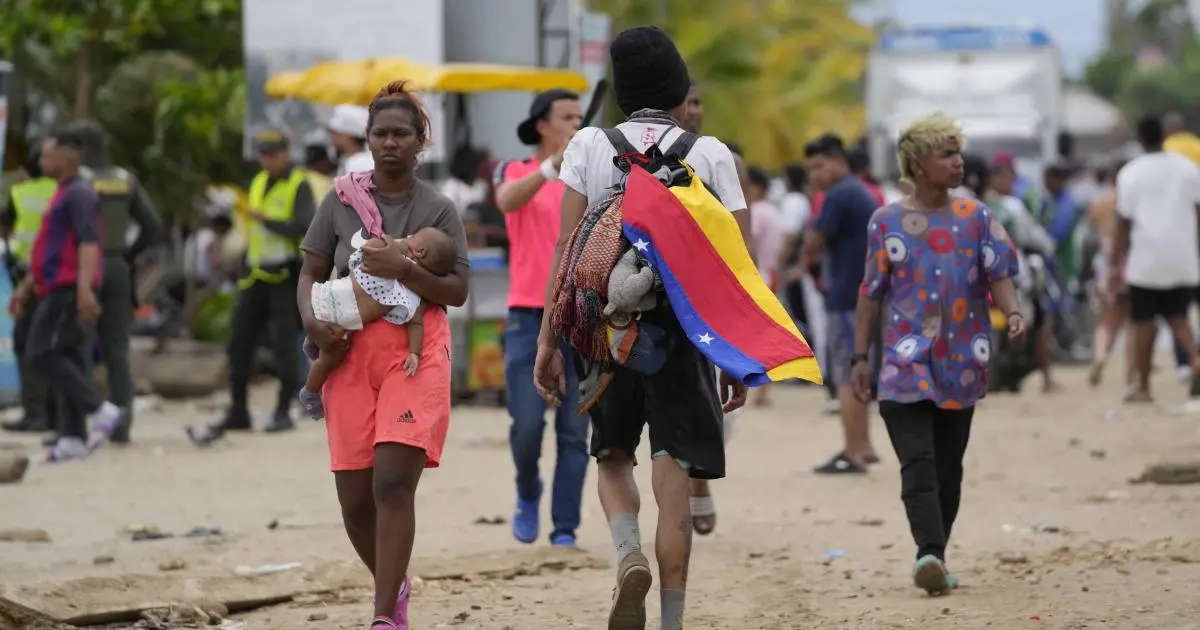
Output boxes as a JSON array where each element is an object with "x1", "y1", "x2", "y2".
[{"x1": 8, "y1": 21, "x2": 1200, "y2": 630}]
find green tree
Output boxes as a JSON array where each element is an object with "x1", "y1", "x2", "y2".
[
  {"x1": 0, "y1": 0, "x2": 244, "y2": 221},
  {"x1": 593, "y1": 0, "x2": 870, "y2": 168}
]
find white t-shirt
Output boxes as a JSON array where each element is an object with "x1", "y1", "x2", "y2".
[
  {"x1": 440, "y1": 177, "x2": 486, "y2": 215},
  {"x1": 559, "y1": 123, "x2": 747, "y2": 212},
  {"x1": 338, "y1": 151, "x2": 374, "y2": 176},
  {"x1": 1116, "y1": 151, "x2": 1200, "y2": 288},
  {"x1": 750, "y1": 199, "x2": 784, "y2": 285},
  {"x1": 777, "y1": 192, "x2": 811, "y2": 234}
]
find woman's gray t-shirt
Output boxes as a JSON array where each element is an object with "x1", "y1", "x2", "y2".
[{"x1": 300, "y1": 178, "x2": 470, "y2": 277}]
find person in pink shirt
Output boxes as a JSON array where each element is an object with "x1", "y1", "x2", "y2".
[{"x1": 493, "y1": 89, "x2": 587, "y2": 549}]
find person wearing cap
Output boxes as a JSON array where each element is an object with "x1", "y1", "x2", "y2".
[
  {"x1": 303, "y1": 132, "x2": 336, "y2": 202},
  {"x1": 70, "y1": 121, "x2": 162, "y2": 444},
  {"x1": 491, "y1": 88, "x2": 589, "y2": 550},
  {"x1": 327, "y1": 104, "x2": 374, "y2": 176},
  {"x1": 1, "y1": 141, "x2": 59, "y2": 434},
  {"x1": 191, "y1": 129, "x2": 315, "y2": 443},
  {"x1": 533, "y1": 26, "x2": 748, "y2": 630}
]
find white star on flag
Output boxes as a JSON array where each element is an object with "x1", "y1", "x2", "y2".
[
  {"x1": 633, "y1": 238, "x2": 650, "y2": 252},
  {"x1": 697, "y1": 332, "x2": 714, "y2": 344}
]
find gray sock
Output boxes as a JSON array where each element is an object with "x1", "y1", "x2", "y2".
[
  {"x1": 660, "y1": 589, "x2": 685, "y2": 630},
  {"x1": 609, "y1": 513, "x2": 641, "y2": 563}
]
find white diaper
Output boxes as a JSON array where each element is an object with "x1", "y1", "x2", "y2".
[
  {"x1": 349, "y1": 249, "x2": 419, "y2": 325},
  {"x1": 311, "y1": 276, "x2": 364, "y2": 330}
]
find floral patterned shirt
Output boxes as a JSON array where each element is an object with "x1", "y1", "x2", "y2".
[{"x1": 860, "y1": 197, "x2": 1019, "y2": 409}]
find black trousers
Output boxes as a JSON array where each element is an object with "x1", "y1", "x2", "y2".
[
  {"x1": 227, "y1": 275, "x2": 300, "y2": 419},
  {"x1": 880, "y1": 400, "x2": 975, "y2": 561},
  {"x1": 26, "y1": 288, "x2": 102, "y2": 440}
]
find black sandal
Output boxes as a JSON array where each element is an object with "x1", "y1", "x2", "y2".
[{"x1": 813, "y1": 452, "x2": 867, "y2": 475}]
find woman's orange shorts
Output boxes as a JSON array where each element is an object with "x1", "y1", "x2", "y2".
[{"x1": 323, "y1": 306, "x2": 452, "y2": 471}]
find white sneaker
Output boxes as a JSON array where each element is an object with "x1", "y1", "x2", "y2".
[
  {"x1": 1177, "y1": 366, "x2": 1193, "y2": 384},
  {"x1": 822, "y1": 398, "x2": 841, "y2": 415},
  {"x1": 47, "y1": 437, "x2": 89, "y2": 463},
  {"x1": 86, "y1": 402, "x2": 123, "y2": 451}
]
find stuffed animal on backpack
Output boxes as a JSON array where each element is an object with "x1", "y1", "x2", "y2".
[{"x1": 603, "y1": 248, "x2": 658, "y2": 318}]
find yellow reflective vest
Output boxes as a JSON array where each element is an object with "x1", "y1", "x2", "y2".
[
  {"x1": 240, "y1": 169, "x2": 306, "y2": 289},
  {"x1": 9, "y1": 177, "x2": 57, "y2": 264}
]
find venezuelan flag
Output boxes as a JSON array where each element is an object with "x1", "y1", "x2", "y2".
[{"x1": 620, "y1": 165, "x2": 822, "y2": 386}]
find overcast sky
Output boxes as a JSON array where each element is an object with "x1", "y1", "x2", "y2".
[{"x1": 852, "y1": 0, "x2": 1107, "y2": 76}]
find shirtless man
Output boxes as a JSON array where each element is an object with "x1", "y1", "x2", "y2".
[{"x1": 1086, "y1": 165, "x2": 1130, "y2": 387}]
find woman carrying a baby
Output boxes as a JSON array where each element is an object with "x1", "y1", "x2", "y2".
[{"x1": 297, "y1": 81, "x2": 470, "y2": 630}]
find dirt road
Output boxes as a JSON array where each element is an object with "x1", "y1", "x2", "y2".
[{"x1": 2, "y1": 365, "x2": 1199, "y2": 629}]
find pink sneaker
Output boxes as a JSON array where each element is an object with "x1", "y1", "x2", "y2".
[
  {"x1": 370, "y1": 618, "x2": 396, "y2": 629},
  {"x1": 394, "y1": 576, "x2": 411, "y2": 629}
]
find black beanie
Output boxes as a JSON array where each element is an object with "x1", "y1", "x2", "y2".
[{"x1": 610, "y1": 25, "x2": 691, "y2": 116}]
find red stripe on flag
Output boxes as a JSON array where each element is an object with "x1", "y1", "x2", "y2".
[{"x1": 622, "y1": 168, "x2": 813, "y2": 368}]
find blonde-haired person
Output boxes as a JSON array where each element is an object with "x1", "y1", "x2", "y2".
[{"x1": 850, "y1": 112, "x2": 1026, "y2": 595}]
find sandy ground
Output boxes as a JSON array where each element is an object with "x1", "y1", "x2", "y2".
[{"x1": 3, "y1": 361, "x2": 1200, "y2": 630}]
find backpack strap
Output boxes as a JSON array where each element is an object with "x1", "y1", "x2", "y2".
[
  {"x1": 601, "y1": 128, "x2": 639, "y2": 158},
  {"x1": 663, "y1": 131, "x2": 702, "y2": 160}
]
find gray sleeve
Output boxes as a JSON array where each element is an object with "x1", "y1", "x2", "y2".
[
  {"x1": 433, "y1": 195, "x2": 470, "y2": 267},
  {"x1": 300, "y1": 188, "x2": 339, "y2": 260},
  {"x1": 126, "y1": 180, "x2": 162, "y2": 259},
  {"x1": 263, "y1": 181, "x2": 315, "y2": 239}
]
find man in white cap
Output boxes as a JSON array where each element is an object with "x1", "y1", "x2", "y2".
[{"x1": 327, "y1": 104, "x2": 374, "y2": 175}]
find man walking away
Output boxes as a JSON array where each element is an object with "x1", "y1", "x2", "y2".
[
  {"x1": 1, "y1": 143, "x2": 57, "y2": 434},
  {"x1": 190, "y1": 130, "x2": 315, "y2": 444},
  {"x1": 1162, "y1": 112, "x2": 1200, "y2": 382},
  {"x1": 327, "y1": 105, "x2": 374, "y2": 176},
  {"x1": 678, "y1": 78, "x2": 750, "y2": 537},
  {"x1": 536, "y1": 26, "x2": 749, "y2": 629},
  {"x1": 10, "y1": 129, "x2": 124, "y2": 462},
  {"x1": 803, "y1": 135, "x2": 880, "y2": 474},
  {"x1": 74, "y1": 122, "x2": 162, "y2": 444},
  {"x1": 494, "y1": 89, "x2": 588, "y2": 548},
  {"x1": 1110, "y1": 115, "x2": 1200, "y2": 403}
]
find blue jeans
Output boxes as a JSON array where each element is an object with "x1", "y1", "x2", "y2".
[{"x1": 503, "y1": 308, "x2": 589, "y2": 538}]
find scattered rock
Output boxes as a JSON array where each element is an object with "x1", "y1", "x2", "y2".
[
  {"x1": 93, "y1": 555, "x2": 115, "y2": 565},
  {"x1": 123, "y1": 525, "x2": 173, "y2": 542},
  {"x1": 451, "y1": 611, "x2": 470, "y2": 624},
  {"x1": 851, "y1": 517, "x2": 885, "y2": 527},
  {"x1": 1068, "y1": 437, "x2": 1082, "y2": 447},
  {"x1": 0, "y1": 452, "x2": 30, "y2": 484},
  {"x1": 0, "y1": 528, "x2": 51, "y2": 543},
  {"x1": 307, "y1": 612, "x2": 328, "y2": 622},
  {"x1": 134, "y1": 603, "x2": 226, "y2": 629},
  {"x1": 997, "y1": 552, "x2": 1028, "y2": 565},
  {"x1": 1031, "y1": 524, "x2": 1062, "y2": 534},
  {"x1": 1130, "y1": 462, "x2": 1200, "y2": 485},
  {"x1": 473, "y1": 516, "x2": 506, "y2": 525},
  {"x1": 157, "y1": 558, "x2": 187, "y2": 572},
  {"x1": 0, "y1": 596, "x2": 76, "y2": 629}
]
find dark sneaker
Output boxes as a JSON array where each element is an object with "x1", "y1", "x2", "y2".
[
  {"x1": 264, "y1": 412, "x2": 295, "y2": 433},
  {"x1": 609, "y1": 549, "x2": 652, "y2": 629},
  {"x1": 1, "y1": 417, "x2": 51, "y2": 433}
]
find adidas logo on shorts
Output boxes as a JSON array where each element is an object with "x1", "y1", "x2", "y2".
[{"x1": 397, "y1": 410, "x2": 416, "y2": 423}]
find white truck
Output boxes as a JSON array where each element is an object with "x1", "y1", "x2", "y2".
[{"x1": 864, "y1": 26, "x2": 1064, "y2": 183}]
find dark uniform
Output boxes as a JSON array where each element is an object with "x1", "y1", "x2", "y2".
[
  {"x1": 74, "y1": 124, "x2": 162, "y2": 443},
  {"x1": 191, "y1": 130, "x2": 314, "y2": 443}
]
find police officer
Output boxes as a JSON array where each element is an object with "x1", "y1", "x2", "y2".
[
  {"x1": 73, "y1": 123, "x2": 163, "y2": 444},
  {"x1": 0, "y1": 142, "x2": 57, "y2": 433},
  {"x1": 189, "y1": 129, "x2": 314, "y2": 444}
]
